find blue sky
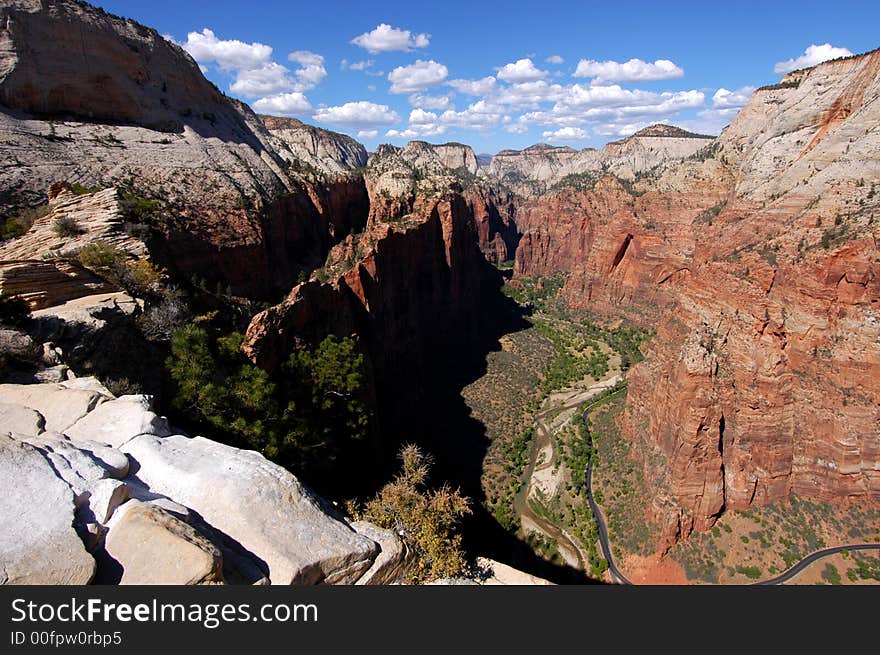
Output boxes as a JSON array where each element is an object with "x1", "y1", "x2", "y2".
[{"x1": 97, "y1": 0, "x2": 879, "y2": 153}]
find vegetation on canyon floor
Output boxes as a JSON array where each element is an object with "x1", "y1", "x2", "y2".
[
  {"x1": 464, "y1": 270, "x2": 652, "y2": 577},
  {"x1": 669, "y1": 494, "x2": 880, "y2": 584}
]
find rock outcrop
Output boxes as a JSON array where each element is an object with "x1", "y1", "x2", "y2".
[
  {"x1": 0, "y1": 1, "x2": 368, "y2": 299},
  {"x1": 0, "y1": 434, "x2": 96, "y2": 584},
  {"x1": 0, "y1": 377, "x2": 413, "y2": 585},
  {"x1": 260, "y1": 115, "x2": 368, "y2": 173}
]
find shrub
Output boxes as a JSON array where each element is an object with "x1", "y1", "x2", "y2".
[
  {"x1": 1, "y1": 216, "x2": 28, "y2": 240},
  {"x1": 358, "y1": 444, "x2": 471, "y2": 584},
  {"x1": 0, "y1": 294, "x2": 30, "y2": 326},
  {"x1": 51, "y1": 215, "x2": 83, "y2": 237},
  {"x1": 77, "y1": 240, "x2": 164, "y2": 299},
  {"x1": 821, "y1": 563, "x2": 841, "y2": 585},
  {"x1": 137, "y1": 292, "x2": 190, "y2": 341}
]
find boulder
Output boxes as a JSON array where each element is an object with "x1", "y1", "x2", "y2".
[
  {"x1": 0, "y1": 329, "x2": 40, "y2": 366},
  {"x1": 0, "y1": 402, "x2": 45, "y2": 436},
  {"x1": 351, "y1": 521, "x2": 410, "y2": 585},
  {"x1": 71, "y1": 440, "x2": 130, "y2": 479},
  {"x1": 475, "y1": 558, "x2": 555, "y2": 585},
  {"x1": 0, "y1": 435, "x2": 95, "y2": 584},
  {"x1": 87, "y1": 479, "x2": 129, "y2": 524},
  {"x1": 104, "y1": 500, "x2": 222, "y2": 585},
  {"x1": 65, "y1": 394, "x2": 170, "y2": 448},
  {"x1": 121, "y1": 434, "x2": 378, "y2": 584},
  {"x1": 0, "y1": 382, "x2": 107, "y2": 432}
]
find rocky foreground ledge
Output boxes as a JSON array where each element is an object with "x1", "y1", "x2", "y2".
[
  {"x1": 0, "y1": 376, "x2": 550, "y2": 586},
  {"x1": 0, "y1": 377, "x2": 409, "y2": 585}
]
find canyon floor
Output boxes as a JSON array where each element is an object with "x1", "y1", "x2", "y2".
[{"x1": 462, "y1": 269, "x2": 880, "y2": 585}]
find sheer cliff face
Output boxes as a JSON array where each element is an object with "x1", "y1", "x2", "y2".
[{"x1": 510, "y1": 52, "x2": 880, "y2": 545}]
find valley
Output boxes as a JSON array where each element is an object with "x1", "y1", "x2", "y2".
[{"x1": 0, "y1": 0, "x2": 878, "y2": 586}]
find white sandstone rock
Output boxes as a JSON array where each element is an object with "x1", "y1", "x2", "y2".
[
  {"x1": 65, "y1": 394, "x2": 170, "y2": 448},
  {"x1": 104, "y1": 500, "x2": 222, "y2": 585},
  {"x1": 121, "y1": 434, "x2": 378, "y2": 584},
  {"x1": 0, "y1": 435, "x2": 95, "y2": 584},
  {"x1": 0, "y1": 382, "x2": 108, "y2": 432}
]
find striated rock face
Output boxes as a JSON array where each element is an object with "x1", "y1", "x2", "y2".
[
  {"x1": 243, "y1": 174, "x2": 507, "y2": 446},
  {"x1": 260, "y1": 115, "x2": 367, "y2": 173},
  {"x1": 513, "y1": 166, "x2": 729, "y2": 324}
]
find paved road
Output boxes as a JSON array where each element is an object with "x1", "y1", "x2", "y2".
[
  {"x1": 752, "y1": 544, "x2": 880, "y2": 585},
  {"x1": 580, "y1": 405, "x2": 880, "y2": 586}
]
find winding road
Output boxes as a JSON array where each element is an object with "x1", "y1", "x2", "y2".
[{"x1": 579, "y1": 406, "x2": 880, "y2": 586}]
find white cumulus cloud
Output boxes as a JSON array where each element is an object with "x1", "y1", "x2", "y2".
[
  {"x1": 447, "y1": 76, "x2": 497, "y2": 96},
  {"x1": 497, "y1": 58, "x2": 548, "y2": 83},
  {"x1": 409, "y1": 93, "x2": 454, "y2": 110},
  {"x1": 573, "y1": 58, "x2": 684, "y2": 83},
  {"x1": 252, "y1": 92, "x2": 312, "y2": 116},
  {"x1": 712, "y1": 86, "x2": 755, "y2": 109},
  {"x1": 288, "y1": 50, "x2": 327, "y2": 87},
  {"x1": 230, "y1": 62, "x2": 297, "y2": 97},
  {"x1": 388, "y1": 60, "x2": 449, "y2": 94},
  {"x1": 439, "y1": 100, "x2": 505, "y2": 131},
  {"x1": 181, "y1": 28, "x2": 272, "y2": 71},
  {"x1": 542, "y1": 126, "x2": 589, "y2": 141},
  {"x1": 546, "y1": 55, "x2": 565, "y2": 65},
  {"x1": 351, "y1": 24, "x2": 430, "y2": 54},
  {"x1": 314, "y1": 101, "x2": 401, "y2": 128},
  {"x1": 773, "y1": 43, "x2": 853, "y2": 74},
  {"x1": 179, "y1": 28, "x2": 326, "y2": 103},
  {"x1": 357, "y1": 129, "x2": 379, "y2": 139}
]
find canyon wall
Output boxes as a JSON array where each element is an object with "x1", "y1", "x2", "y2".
[{"x1": 510, "y1": 51, "x2": 880, "y2": 545}]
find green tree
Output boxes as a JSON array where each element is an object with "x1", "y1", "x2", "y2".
[{"x1": 166, "y1": 325, "x2": 370, "y2": 473}]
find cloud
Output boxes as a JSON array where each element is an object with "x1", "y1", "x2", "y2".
[
  {"x1": 351, "y1": 23, "x2": 430, "y2": 54},
  {"x1": 348, "y1": 60, "x2": 374, "y2": 71},
  {"x1": 252, "y1": 92, "x2": 312, "y2": 116},
  {"x1": 773, "y1": 43, "x2": 853, "y2": 74},
  {"x1": 516, "y1": 84, "x2": 705, "y2": 133},
  {"x1": 505, "y1": 123, "x2": 529, "y2": 134},
  {"x1": 288, "y1": 50, "x2": 327, "y2": 87},
  {"x1": 388, "y1": 60, "x2": 449, "y2": 94},
  {"x1": 542, "y1": 126, "x2": 589, "y2": 141},
  {"x1": 546, "y1": 55, "x2": 565, "y2": 65},
  {"x1": 180, "y1": 28, "x2": 326, "y2": 101},
  {"x1": 313, "y1": 101, "x2": 400, "y2": 128},
  {"x1": 181, "y1": 28, "x2": 272, "y2": 71},
  {"x1": 494, "y1": 80, "x2": 565, "y2": 108},
  {"x1": 438, "y1": 100, "x2": 505, "y2": 131},
  {"x1": 230, "y1": 62, "x2": 297, "y2": 97},
  {"x1": 712, "y1": 86, "x2": 755, "y2": 109},
  {"x1": 497, "y1": 58, "x2": 548, "y2": 83},
  {"x1": 447, "y1": 76, "x2": 497, "y2": 96},
  {"x1": 357, "y1": 129, "x2": 379, "y2": 139},
  {"x1": 573, "y1": 58, "x2": 684, "y2": 83},
  {"x1": 385, "y1": 108, "x2": 450, "y2": 138},
  {"x1": 592, "y1": 122, "x2": 655, "y2": 137},
  {"x1": 409, "y1": 93, "x2": 454, "y2": 110}
]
